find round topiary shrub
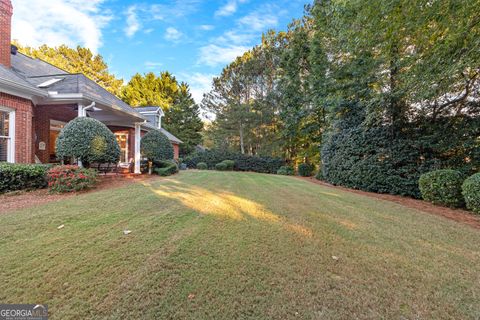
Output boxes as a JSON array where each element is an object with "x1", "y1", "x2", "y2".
[
  {"x1": 141, "y1": 129, "x2": 174, "y2": 174},
  {"x1": 298, "y1": 163, "x2": 315, "y2": 177},
  {"x1": 418, "y1": 169, "x2": 465, "y2": 208},
  {"x1": 215, "y1": 162, "x2": 228, "y2": 171},
  {"x1": 141, "y1": 130, "x2": 174, "y2": 161},
  {"x1": 222, "y1": 160, "x2": 235, "y2": 170},
  {"x1": 56, "y1": 117, "x2": 120, "y2": 167},
  {"x1": 196, "y1": 162, "x2": 208, "y2": 170},
  {"x1": 462, "y1": 173, "x2": 480, "y2": 214}
]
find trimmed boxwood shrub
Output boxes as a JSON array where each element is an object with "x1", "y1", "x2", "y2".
[
  {"x1": 185, "y1": 149, "x2": 283, "y2": 174},
  {"x1": 222, "y1": 160, "x2": 235, "y2": 170},
  {"x1": 196, "y1": 162, "x2": 208, "y2": 170},
  {"x1": 298, "y1": 163, "x2": 315, "y2": 177},
  {"x1": 153, "y1": 160, "x2": 178, "y2": 176},
  {"x1": 418, "y1": 170, "x2": 465, "y2": 208},
  {"x1": 462, "y1": 173, "x2": 480, "y2": 214},
  {"x1": 56, "y1": 117, "x2": 120, "y2": 166},
  {"x1": 277, "y1": 166, "x2": 294, "y2": 175},
  {"x1": 47, "y1": 165, "x2": 98, "y2": 193},
  {"x1": 0, "y1": 163, "x2": 51, "y2": 193},
  {"x1": 215, "y1": 162, "x2": 228, "y2": 171}
]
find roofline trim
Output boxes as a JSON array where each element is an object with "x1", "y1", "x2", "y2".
[
  {"x1": 46, "y1": 92, "x2": 148, "y2": 121},
  {"x1": 0, "y1": 77, "x2": 49, "y2": 97}
]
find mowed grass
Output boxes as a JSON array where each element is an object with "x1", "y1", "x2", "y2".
[{"x1": 1, "y1": 171, "x2": 479, "y2": 319}]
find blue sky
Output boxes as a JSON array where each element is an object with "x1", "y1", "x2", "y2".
[{"x1": 11, "y1": 0, "x2": 308, "y2": 102}]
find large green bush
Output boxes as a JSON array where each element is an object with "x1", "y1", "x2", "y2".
[
  {"x1": 321, "y1": 126, "x2": 437, "y2": 198},
  {"x1": 56, "y1": 117, "x2": 120, "y2": 166},
  {"x1": 298, "y1": 163, "x2": 315, "y2": 177},
  {"x1": 185, "y1": 150, "x2": 283, "y2": 174},
  {"x1": 418, "y1": 170, "x2": 465, "y2": 208},
  {"x1": 196, "y1": 162, "x2": 208, "y2": 170},
  {"x1": 141, "y1": 129, "x2": 174, "y2": 161},
  {"x1": 462, "y1": 173, "x2": 480, "y2": 214},
  {"x1": 0, "y1": 163, "x2": 50, "y2": 193}
]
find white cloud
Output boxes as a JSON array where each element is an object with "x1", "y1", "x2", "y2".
[
  {"x1": 198, "y1": 44, "x2": 249, "y2": 67},
  {"x1": 124, "y1": 5, "x2": 140, "y2": 38},
  {"x1": 180, "y1": 72, "x2": 216, "y2": 104},
  {"x1": 215, "y1": 0, "x2": 248, "y2": 17},
  {"x1": 144, "y1": 61, "x2": 163, "y2": 69},
  {"x1": 238, "y1": 12, "x2": 278, "y2": 31},
  {"x1": 151, "y1": 0, "x2": 202, "y2": 21},
  {"x1": 199, "y1": 24, "x2": 214, "y2": 31},
  {"x1": 11, "y1": 0, "x2": 111, "y2": 53},
  {"x1": 164, "y1": 27, "x2": 182, "y2": 41}
]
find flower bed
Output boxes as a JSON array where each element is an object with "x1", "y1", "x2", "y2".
[{"x1": 47, "y1": 165, "x2": 98, "y2": 193}]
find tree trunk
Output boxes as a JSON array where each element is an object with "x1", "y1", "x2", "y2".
[{"x1": 239, "y1": 123, "x2": 245, "y2": 154}]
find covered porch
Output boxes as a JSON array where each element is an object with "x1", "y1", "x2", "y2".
[{"x1": 34, "y1": 100, "x2": 146, "y2": 174}]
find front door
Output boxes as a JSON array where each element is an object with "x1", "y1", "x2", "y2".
[{"x1": 115, "y1": 133, "x2": 129, "y2": 163}]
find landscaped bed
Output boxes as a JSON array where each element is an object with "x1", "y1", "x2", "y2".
[{"x1": 0, "y1": 171, "x2": 479, "y2": 319}]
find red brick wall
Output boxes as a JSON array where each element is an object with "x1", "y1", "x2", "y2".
[
  {"x1": 0, "y1": 0, "x2": 12, "y2": 68},
  {"x1": 0, "y1": 92, "x2": 33, "y2": 163},
  {"x1": 173, "y1": 143, "x2": 179, "y2": 160},
  {"x1": 34, "y1": 104, "x2": 77, "y2": 163}
]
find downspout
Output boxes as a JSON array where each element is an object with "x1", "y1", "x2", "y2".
[
  {"x1": 77, "y1": 102, "x2": 95, "y2": 167},
  {"x1": 80, "y1": 101, "x2": 95, "y2": 117}
]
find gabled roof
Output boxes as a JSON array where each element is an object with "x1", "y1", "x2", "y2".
[
  {"x1": 1, "y1": 49, "x2": 183, "y2": 144},
  {"x1": 25, "y1": 73, "x2": 141, "y2": 118}
]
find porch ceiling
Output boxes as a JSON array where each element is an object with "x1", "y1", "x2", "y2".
[{"x1": 87, "y1": 105, "x2": 145, "y2": 128}]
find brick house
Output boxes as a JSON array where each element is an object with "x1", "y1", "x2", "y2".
[{"x1": 0, "y1": 0, "x2": 182, "y2": 173}]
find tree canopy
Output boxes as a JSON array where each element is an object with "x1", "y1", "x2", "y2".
[{"x1": 201, "y1": 0, "x2": 479, "y2": 196}]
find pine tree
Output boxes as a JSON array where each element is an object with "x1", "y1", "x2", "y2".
[{"x1": 163, "y1": 83, "x2": 204, "y2": 156}]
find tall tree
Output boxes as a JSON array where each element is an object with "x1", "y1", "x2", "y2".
[
  {"x1": 122, "y1": 72, "x2": 179, "y2": 109},
  {"x1": 163, "y1": 83, "x2": 204, "y2": 156},
  {"x1": 15, "y1": 43, "x2": 123, "y2": 96}
]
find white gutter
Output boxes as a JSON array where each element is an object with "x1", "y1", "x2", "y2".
[{"x1": 0, "y1": 77, "x2": 49, "y2": 97}]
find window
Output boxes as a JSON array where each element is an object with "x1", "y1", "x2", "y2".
[
  {"x1": 115, "y1": 133, "x2": 129, "y2": 163},
  {"x1": 0, "y1": 107, "x2": 15, "y2": 163}
]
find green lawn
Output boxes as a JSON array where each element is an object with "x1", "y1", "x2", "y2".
[{"x1": 1, "y1": 171, "x2": 479, "y2": 319}]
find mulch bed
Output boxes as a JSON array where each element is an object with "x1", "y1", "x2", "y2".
[
  {"x1": 0, "y1": 174, "x2": 156, "y2": 214},
  {"x1": 298, "y1": 176, "x2": 480, "y2": 230}
]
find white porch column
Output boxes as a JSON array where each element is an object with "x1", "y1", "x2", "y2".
[
  {"x1": 77, "y1": 104, "x2": 84, "y2": 117},
  {"x1": 134, "y1": 122, "x2": 142, "y2": 174}
]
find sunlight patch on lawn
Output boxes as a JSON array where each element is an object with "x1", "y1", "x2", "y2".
[{"x1": 149, "y1": 182, "x2": 313, "y2": 237}]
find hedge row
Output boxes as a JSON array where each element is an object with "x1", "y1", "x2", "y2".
[
  {"x1": 185, "y1": 150, "x2": 284, "y2": 174},
  {"x1": 0, "y1": 163, "x2": 51, "y2": 194},
  {"x1": 321, "y1": 126, "x2": 437, "y2": 198}
]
